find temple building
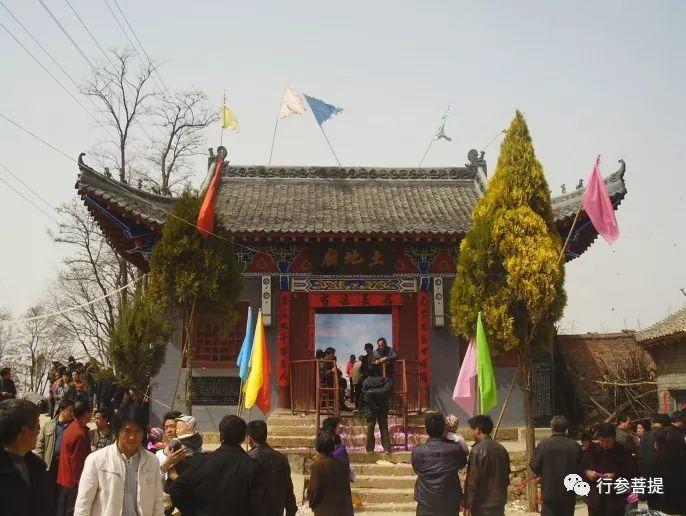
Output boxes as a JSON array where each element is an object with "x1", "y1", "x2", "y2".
[{"x1": 75, "y1": 149, "x2": 628, "y2": 429}]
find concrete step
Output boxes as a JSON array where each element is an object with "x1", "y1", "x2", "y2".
[
  {"x1": 268, "y1": 435, "x2": 427, "y2": 449},
  {"x1": 354, "y1": 462, "x2": 414, "y2": 476},
  {"x1": 354, "y1": 475, "x2": 415, "y2": 489},
  {"x1": 352, "y1": 487, "x2": 415, "y2": 504},
  {"x1": 268, "y1": 423, "x2": 425, "y2": 436},
  {"x1": 354, "y1": 502, "x2": 416, "y2": 514},
  {"x1": 349, "y1": 451, "x2": 412, "y2": 464}
]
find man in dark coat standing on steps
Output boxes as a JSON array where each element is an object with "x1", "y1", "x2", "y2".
[
  {"x1": 246, "y1": 420, "x2": 298, "y2": 516},
  {"x1": 170, "y1": 415, "x2": 268, "y2": 516},
  {"x1": 530, "y1": 415, "x2": 582, "y2": 516},
  {"x1": 411, "y1": 413, "x2": 467, "y2": 516},
  {"x1": 360, "y1": 367, "x2": 393, "y2": 453}
]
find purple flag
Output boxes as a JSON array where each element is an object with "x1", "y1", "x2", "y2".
[
  {"x1": 452, "y1": 339, "x2": 477, "y2": 416},
  {"x1": 582, "y1": 156, "x2": 619, "y2": 244}
]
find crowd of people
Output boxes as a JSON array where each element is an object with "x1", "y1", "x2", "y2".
[{"x1": 45, "y1": 357, "x2": 151, "y2": 423}]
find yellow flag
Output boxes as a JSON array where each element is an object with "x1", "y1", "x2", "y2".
[
  {"x1": 243, "y1": 310, "x2": 270, "y2": 412},
  {"x1": 222, "y1": 105, "x2": 239, "y2": 132}
]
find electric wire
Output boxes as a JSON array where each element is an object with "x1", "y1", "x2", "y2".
[
  {"x1": 0, "y1": 110, "x2": 270, "y2": 254},
  {"x1": 34, "y1": 0, "x2": 155, "y2": 142},
  {"x1": 111, "y1": 0, "x2": 169, "y2": 93},
  {"x1": 37, "y1": 0, "x2": 97, "y2": 71},
  {"x1": 0, "y1": 162, "x2": 66, "y2": 221},
  {"x1": 62, "y1": 0, "x2": 116, "y2": 68},
  {"x1": 102, "y1": 0, "x2": 165, "y2": 94},
  {"x1": 0, "y1": 18, "x2": 118, "y2": 141},
  {"x1": 0, "y1": 173, "x2": 63, "y2": 226}
]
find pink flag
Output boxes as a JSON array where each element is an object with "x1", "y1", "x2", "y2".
[
  {"x1": 452, "y1": 339, "x2": 477, "y2": 416},
  {"x1": 582, "y1": 156, "x2": 619, "y2": 244}
]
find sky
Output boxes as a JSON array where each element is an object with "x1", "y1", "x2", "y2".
[
  {"x1": 315, "y1": 314, "x2": 393, "y2": 361},
  {"x1": 1, "y1": 0, "x2": 685, "y2": 333}
]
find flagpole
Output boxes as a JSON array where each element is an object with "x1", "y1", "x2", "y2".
[
  {"x1": 268, "y1": 118, "x2": 280, "y2": 166},
  {"x1": 220, "y1": 90, "x2": 226, "y2": 146},
  {"x1": 557, "y1": 201, "x2": 583, "y2": 263},
  {"x1": 269, "y1": 84, "x2": 288, "y2": 166},
  {"x1": 316, "y1": 123, "x2": 341, "y2": 166},
  {"x1": 418, "y1": 140, "x2": 434, "y2": 168}
]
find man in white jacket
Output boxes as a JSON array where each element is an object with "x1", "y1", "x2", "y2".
[{"x1": 74, "y1": 405, "x2": 164, "y2": 516}]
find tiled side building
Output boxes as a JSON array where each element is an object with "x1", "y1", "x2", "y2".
[{"x1": 636, "y1": 307, "x2": 686, "y2": 413}]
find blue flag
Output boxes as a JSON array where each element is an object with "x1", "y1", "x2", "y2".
[
  {"x1": 303, "y1": 94, "x2": 343, "y2": 125},
  {"x1": 236, "y1": 306, "x2": 254, "y2": 382}
]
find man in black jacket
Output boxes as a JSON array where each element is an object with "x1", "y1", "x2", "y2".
[
  {"x1": 464, "y1": 415, "x2": 511, "y2": 516},
  {"x1": 580, "y1": 422, "x2": 635, "y2": 516},
  {"x1": 411, "y1": 413, "x2": 467, "y2": 516},
  {"x1": 170, "y1": 415, "x2": 268, "y2": 516},
  {"x1": 360, "y1": 369, "x2": 393, "y2": 453},
  {"x1": 530, "y1": 415, "x2": 582, "y2": 516},
  {"x1": 246, "y1": 420, "x2": 298, "y2": 516},
  {"x1": 0, "y1": 399, "x2": 55, "y2": 516}
]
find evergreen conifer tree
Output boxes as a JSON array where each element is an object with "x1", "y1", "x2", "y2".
[{"x1": 450, "y1": 111, "x2": 566, "y2": 510}]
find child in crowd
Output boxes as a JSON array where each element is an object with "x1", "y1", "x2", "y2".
[
  {"x1": 444, "y1": 414, "x2": 470, "y2": 456},
  {"x1": 147, "y1": 427, "x2": 165, "y2": 452},
  {"x1": 164, "y1": 415, "x2": 203, "y2": 458}
]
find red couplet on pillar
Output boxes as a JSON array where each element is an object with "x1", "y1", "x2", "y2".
[
  {"x1": 417, "y1": 291, "x2": 431, "y2": 387},
  {"x1": 277, "y1": 291, "x2": 291, "y2": 388}
]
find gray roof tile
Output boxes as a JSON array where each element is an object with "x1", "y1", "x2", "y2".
[{"x1": 635, "y1": 307, "x2": 686, "y2": 343}]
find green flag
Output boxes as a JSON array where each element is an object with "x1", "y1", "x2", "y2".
[
  {"x1": 434, "y1": 106, "x2": 452, "y2": 141},
  {"x1": 476, "y1": 312, "x2": 498, "y2": 413}
]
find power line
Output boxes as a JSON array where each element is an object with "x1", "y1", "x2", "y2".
[
  {"x1": 0, "y1": 111, "x2": 268, "y2": 254},
  {"x1": 0, "y1": 18, "x2": 117, "y2": 140},
  {"x1": 111, "y1": 0, "x2": 169, "y2": 93},
  {"x1": 37, "y1": 0, "x2": 97, "y2": 71},
  {"x1": 0, "y1": 172, "x2": 62, "y2": 226},
  {"x1": 34, "y1": 0, "x2": 155, "y2": 143},
  {"x1": 102, "y1": 0, "x2": 164, "y2": 94},
  {"x1": 63, "y1": 0, "x2": 116, "y2": 67},
  {"x1": 0, "y1": 162, "x2": 64, "y2": 219},
  {"x1": 0, "y1": 111, "x2": 74, "y2": 162}
]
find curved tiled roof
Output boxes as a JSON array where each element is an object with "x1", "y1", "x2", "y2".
[
  {"x1": 76, "y1": 159, "x2": 627, "y2": 237},
  {"x1": 636, "y1": 307, "x2": 686, "y2": 344}
]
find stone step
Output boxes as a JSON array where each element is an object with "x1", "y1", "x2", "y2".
[
  {"x1": 266, "y1": 435, "x2": 427, "y2": 449},
  {"x1": 354, "y1": 502, "x2": 416, "y2": 514},
  {"x1": 354, "y1": 475, "x2": 415, "y2": 489},
  {"x1": 268, "y1": 423, "x2": 425, "y2": 436},
  {"x1": 353, "y1": 462, "x2": 414, "y2": 476},
  {"x1": 349, "y1": 451, "x2": 412, "y2": 464},
  {"x1": 352, "y1": 487, "x2": 415, "y2": 504}
]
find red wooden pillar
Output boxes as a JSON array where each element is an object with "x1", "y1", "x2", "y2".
[
  {"x1": 277, "y1": 291, "x2": 291, "y2": 408},
  {"x1": 417, "y1": 291, "x2": 431, "y2": 406}
]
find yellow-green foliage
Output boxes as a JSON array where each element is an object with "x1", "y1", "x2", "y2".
[{"x1": 450, "y1": 111, "x2": 566, "y2": 353}]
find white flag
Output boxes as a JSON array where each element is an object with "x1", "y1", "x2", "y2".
[{"x1": 278, "y1": 86, "x2": 307, "y2": 119}]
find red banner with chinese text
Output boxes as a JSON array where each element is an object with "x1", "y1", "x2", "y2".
[
  {"x1": 417, "y1": 291, "x2": 430, "y2": 387},
  {"x1": 277, "y1": 292, "x2": 291, "y2": 387}
]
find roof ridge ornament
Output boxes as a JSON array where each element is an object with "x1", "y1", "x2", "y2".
[{"x1": 466, "y1": 149, "x2": 487, "y2": 175}]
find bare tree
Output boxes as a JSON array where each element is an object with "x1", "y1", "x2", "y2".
[
  {"x1": 0, "y1": 306, "x2": 14, "y2": 365},
  {"x1": 47, "y1": 200, "x2": 133, "y2": 365},
  {"x1": 80, "y1": 48, "x2": 157, "y2": 183},
  {"x1": 80, "y1": 48, "x2": 157, "y2": 304},
  {"x1": 147, "y1": 90, "x2": 218, "y2": 194},
  {"x1": 7, "y1": 305, "x2": 71, "y2": 395}
]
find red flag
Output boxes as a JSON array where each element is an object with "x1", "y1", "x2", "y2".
[
  {"x1": 196, "y1": 152, "x2": 225, "y2": 238},
  {"x1": 582, "y1": 156, "x2": 619, "y2": 244}
]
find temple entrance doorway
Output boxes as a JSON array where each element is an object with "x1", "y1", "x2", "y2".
[{"x1": 313, "y1": 308, "x2": 393, "y2": 363}]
